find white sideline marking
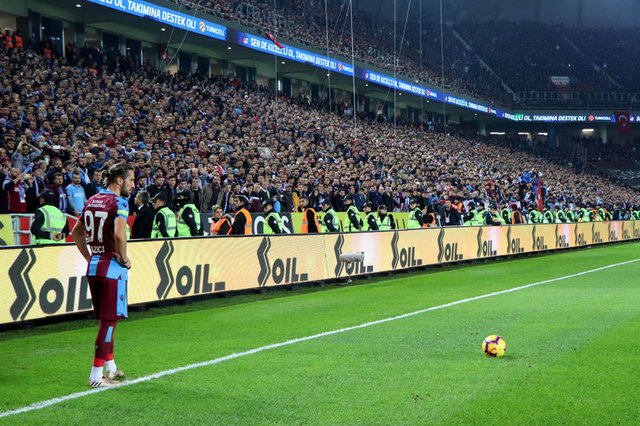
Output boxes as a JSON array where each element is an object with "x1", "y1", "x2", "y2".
[{"x1": 2, "y1": 257, "x2": 639, "y2": 418}]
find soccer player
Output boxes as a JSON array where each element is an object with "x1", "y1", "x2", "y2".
[{"x1": 71, "y1": 163, "x2": 134, "y2": 387}]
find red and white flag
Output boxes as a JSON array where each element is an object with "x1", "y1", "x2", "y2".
[
  {"x1": 536, "y1": 181, "x2": 543, "y2": 211},
  {"x1": 614, "y1": 111, "x2": 631, "y2": 135},
  {"x1": 265, "y1": 32, "x2": 284, "y2": 49}
]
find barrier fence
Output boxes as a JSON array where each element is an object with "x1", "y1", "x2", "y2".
[
  {"x1": 2, "y1": 221, "x2": 639, "y2": 325},
  {"x1": 4, "y1": 212, "x2": 412, "y2": 245}
]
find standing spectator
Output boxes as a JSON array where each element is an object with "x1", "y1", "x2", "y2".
[
  {"x1": 26, "y1": 164, "x2": 47, "y2": 212},
  {"x1": 439, "y1": 199, "x2": 462, "y2": 226},
  {"x1": 201, "y1": 175, "x2": 222, "y2": 213},
  {"x1": 66, "y1": 172, "x2": 87, "y2": 216},
  {"x1": 131, "y1": 191, "x2": 154, "y2": 239},
  {"x1": 49, "y1": 172, "x2": 69, "y2": 213},
  {"x1": 11, "y1": 140, "x2": 41, "y2": 171},
  {"x1": 190, "y1": 177, "x2": 202, "y2": 211},
  {"x1": 3, "y1": 167, "x2": 28, "y2": 213},
  {"x1": 85, "y1": 169, "x2": 104, "y2": 199}
]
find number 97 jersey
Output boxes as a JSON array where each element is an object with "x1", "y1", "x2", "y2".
[{"x1": 81, "y1": 190, "x2": 129, "y2": 277}]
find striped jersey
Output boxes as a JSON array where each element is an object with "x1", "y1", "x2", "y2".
[{"x1": 81, "y1": 190, "x2": 129, "y2": 279}]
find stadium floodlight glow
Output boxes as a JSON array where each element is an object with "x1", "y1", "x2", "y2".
[
  {"x1": 281, "y1": 61, "x2": 285, "y2": 65},
  {"x1": 538, "y1": 132, "x2": 548, "y2": 136},
  {"x1": 489, "y1": 131, "x2": 505, "y2": 135},
  {"x1": 161, "y1": 27, "x2": 166, "y2": 31},
  {"x1": 582, "y1": 128, "x2": 595, "y2": 133},
  {"x1": 517, "y1": 132, "x2": 528, "y2": 135},
  {"x1": 75, "y1": 3, "x2": 81, "y2": 7},
  {"x1": 227, "y1": 46, "x2": 232, "y2": 50}
]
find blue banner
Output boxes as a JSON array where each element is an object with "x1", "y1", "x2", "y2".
[
  {"x1": 235, "y1": 32, "x2": 354, "y2": 76},
  {"x1": 503, "y1": 113, "x2": 618, "y2": 123},
  {"x1": 84, "y1": 0, "x2": 227, "y2": 40}
]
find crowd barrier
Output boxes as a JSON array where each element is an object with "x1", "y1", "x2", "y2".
[
  {"x1": 200, "y1": 211, "x2": 411, "y2": 234},
  {"x1": 2, "y1": 221, "x2": 639, "y2": 325},
  {"x1": 5, "y1": 212, "x2": 411, "y2": 246}
]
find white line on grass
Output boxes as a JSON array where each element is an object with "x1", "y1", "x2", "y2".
[{"x1": 2, "y1": 257, "x2": 639, "y2": 418}]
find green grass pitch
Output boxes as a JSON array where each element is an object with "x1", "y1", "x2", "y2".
[{"x1": 1, "y1": 242, "x2": 639, "y2": 424}]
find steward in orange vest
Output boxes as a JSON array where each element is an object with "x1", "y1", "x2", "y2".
[
  {"x1": 230, "y1": 195, "x2": 252, "y2": 235},
  {"x1": 210, "y1": 206, "x2": 232, "y2": 235},
  {"x1": 299, "y1": 196, "x2": 320, "y2": 233}
]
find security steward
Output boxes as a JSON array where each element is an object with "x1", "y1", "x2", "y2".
[
  {"x1": 484, "y1": 203, "x2": 502, "y2": 226},
  {"x1": 377, "y1": 204, "x2": 395, "y2": 230},
  {"x1": 30, "y1": 188, "x2": 69, "y2": 244},
  {"x1": 210, "y1": 205, "x2": 232, "y2": 235},
  {"x1": 262, "y1": 200, "x2": 282, "y2": 234},
  {"x1": 528, "y1": 205, "x2": 542, "y2": 223},
  {"x1": 510, "y1": 203, "x2": 524, "y2": 224},
  {"x1": 320, "y1": 200, "x2": 340, "y2": 232},
  {"x1": 300, "y1": 195, "x2": 320, "y2": 233},
  {"x1": 587, "y1": 203, "x2": 597, "y2": 222},
  {"x1": 342, "y1": 194, "x2": 363, "y2": 232},
  {"x1": 230, "y1": 195, "x2": 252, "y2": 235},
  {"x1": 407, "y1": 198, "x2": 426, "y2": 229},
  {"x1": 542, "y1": 204, "x2": 555, "y2": 224},
  {"x1": 150, "y1": 193, "x2": 176, "y2": 238},
  {"x1": 500, "y1": 203, "x2": 512, "y2": 224},
  {"x1": 422, "y1": 204, "x2": 437, "y2": 227},
  {"x1": 175, "y1": 190, "x2": 202, "y2": 237},
  {"x1": 597, "y1": 203, "x2": 607, "y2": 221},
  {"x1": 463, "y1": 201, "x2": 481, "y2": 226},
  {"x1": 362, "y1": 202, "x2": 379, "y2": 231},
  {"x1": 578, "y1": 204, "x2": 591, "y2": 222}
]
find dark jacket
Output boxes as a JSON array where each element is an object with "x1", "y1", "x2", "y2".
[
  {"x1": 131, "y1": 203, "x2": 154, "y2": 239},
  {"x1": 439, "y1": 208, "x2": 462, "y2": 226}
]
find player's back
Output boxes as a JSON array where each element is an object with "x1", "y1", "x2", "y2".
[{"x1": 82, "y1": 190, "x2": 128, "y2": 264}]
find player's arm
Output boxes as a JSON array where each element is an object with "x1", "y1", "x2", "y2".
[
  {"x1": 114, "y1": 217, "x2": 130, "y2": 267},
  {"x1": 71, "y1": 219, "x2": 91, "y2": 262},
  {"x1": 115, "y1": 199, "x2": 131, "y2": 267}
]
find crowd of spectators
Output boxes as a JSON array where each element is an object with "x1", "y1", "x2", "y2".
[
  {"x1": 1, "y1": 38, "x2": 638, "y2": 225},
  {"x1": 170, "y1": 0, "x2": 640, "y2": 109}
]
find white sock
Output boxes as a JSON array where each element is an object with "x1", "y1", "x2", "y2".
[
  {"x1": 89, "y1": 366, "x2": 103, "y2": 382},
  {"x1": 106, "y1": 359, "x2": 117, "y2": 372}
]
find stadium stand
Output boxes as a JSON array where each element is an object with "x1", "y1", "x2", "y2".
[
  {"x1": 1, "y1": 37, "x2": 637, "y2": 222},
  {"x1": 169, "y1": 0, "x2": 640, "y2": 109}
]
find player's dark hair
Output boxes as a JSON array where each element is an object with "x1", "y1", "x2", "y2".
[{"x1": 103, "y1": 162, "x2": 132, "y2": 187}]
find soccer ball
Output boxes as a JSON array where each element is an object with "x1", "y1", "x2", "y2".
[{"x1": 482, "y1": 335, "x2": 507, "y2": 357}]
